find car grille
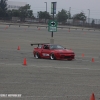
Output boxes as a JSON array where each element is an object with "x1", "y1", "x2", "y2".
[
  {"x1": 60, "y1": 53, "x2": 74, "y2": 55},
  {"x1": 60, "y1": 54, "x2": 75, "y2": 59}
]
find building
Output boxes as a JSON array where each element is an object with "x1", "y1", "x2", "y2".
[{"x1": 7, "y1": 1, "x2": 27, "y2": 10}]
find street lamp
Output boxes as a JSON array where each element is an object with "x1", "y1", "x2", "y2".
[
  {"x1": 44, "y1": 2, "x2": 47, "y2": 23},
  {"x1": 68, "y1": 7, "x2": 71, "y2": 24},
  {"x1": 88, "y1": 9, "x2": 90, "y2": 24},
  {"x1": 44, "y1": 2, "x2": 47, "y2": 12},
  {"x1": 69, "y1": 7, "x2": 71, "y2": 19}
]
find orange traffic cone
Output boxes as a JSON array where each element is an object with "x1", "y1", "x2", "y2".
[
  {"x1": 90, "y1": 93, "x2": 95, "y2": 100},
  {"x1": 82, "y1": 54, "x2": 84, "y2": 57},
  {"x1": 92, "y1": 58, "x2": 94, "y2": 62},
  {"x1": 23, "y1": 58, "x2": 27, "y2": 65},
  {"x1": 17, "y1": 46, "x2": 20, "y2": 50},
  {"x1": 84, "y1": 32, "x2": 86, "y2": 34},
  {"x1": 4, "y1": 26, "x2": 7, "y2": 30}
]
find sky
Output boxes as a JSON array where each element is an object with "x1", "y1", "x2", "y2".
[{"x1": 9, "y1": 0, "x2": 100, "y2": 19}]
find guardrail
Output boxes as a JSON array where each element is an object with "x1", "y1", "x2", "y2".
[{"x1": 0, "y1": 22, "x2": 100, "y2": 31}]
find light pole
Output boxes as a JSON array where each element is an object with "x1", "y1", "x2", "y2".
[
  {"x1": 44, "y1": 2, "x2": 47, "y2": 23},
  {"x1": 88, "y1": 9, "x2": 90, "y2": 24},
  {"x1": 44, "y1": 2, "x2": 47, "y2": 12},
  {"x1": 69, "y1": 7, "x2": 71, "y2": 19}
]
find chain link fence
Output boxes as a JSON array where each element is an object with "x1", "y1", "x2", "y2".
[
  {"x1": 0, "y1": 17, "x2": 100, "y2": 29},
  {"x1": 64, "y1": 18, "x2": 100, "y2": 29}
]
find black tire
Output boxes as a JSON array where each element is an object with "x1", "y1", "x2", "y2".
[
  {"x1": 50, "y1": 53, "x2": 56, "y2": 60},
  {"x1": 68, "y1": 59, "x2": 73, "y2": 61},
  {"x1": 34, "y1": 52, "x2": 40, "y2": 59}
]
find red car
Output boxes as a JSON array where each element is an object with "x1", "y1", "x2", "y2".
[{"x1": 31, "y1": 43, "x2": 75, "y2": 60}]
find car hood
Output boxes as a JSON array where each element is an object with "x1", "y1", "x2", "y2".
[{"x1": 53, "y1": 49, "x2": 74, "y2": 53}]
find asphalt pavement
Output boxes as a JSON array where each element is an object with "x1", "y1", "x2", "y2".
[{"x1": 0, "y1": 25, "x2": 100, "y2": 100}]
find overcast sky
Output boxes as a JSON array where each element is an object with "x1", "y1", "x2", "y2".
[{"x1": 9, "y1": 0, "x2": 100, "y2": 19}]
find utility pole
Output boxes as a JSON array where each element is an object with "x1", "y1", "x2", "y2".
[
  {"x1": 51, "y1": 2, "x2": 55, "y2": 37},
  {"x1": 88, "y1": 9, "x2": 90, "y2": 24},
  {"x1": 44, "y1": 2, "x2": 47, "y2": 23},
  {"x1": 69, "y1": 7, "x2": 71, "y2": 19},
  {"x1": 44, "y1": 2, "x2": 47, "y2": 12},
  {"x1": 48, "y1": 2, "x2": 57, "y2": 44}
]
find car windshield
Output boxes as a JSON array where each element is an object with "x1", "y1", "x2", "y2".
[{"x1": 50, "y1": 45, "x2": 64, "y2": 49}]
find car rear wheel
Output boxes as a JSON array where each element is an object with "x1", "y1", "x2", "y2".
[
  {"x1": 34, "y1": 52, "x2": 40, "y2": 59},
  {"x1": 50, "y1": 53, "x2": 56, "y2": 60}
]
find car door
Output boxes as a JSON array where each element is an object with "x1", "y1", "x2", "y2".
[{"x1": 41, "y1": 45, "x2": 50, "y2": 58}]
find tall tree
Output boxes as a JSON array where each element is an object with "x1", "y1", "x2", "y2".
[
  {"x1": 38, "y1": 11, "x2": 51, "y2": 19},
  {"x1": 6, "y1": 4, "x2": 34, "y2": 21},
  {"x1": 11, "y1": 9, "x2": 20, "y2": 17},
  {"x1": 0, "y1": 0, "x2": 7, "y2": 17},
  {"x1": 56, "y1": 9, "x2": 68, "y2": 23},
  {"x1": 19, "y1": 4, "x2": 34, "y2": 21},
  {"x1": 6, "y1": 10, "x2": 12, "y2": 19},
  {"x1": 73, "y1": 12, "x2": 86, "y2": 21},
  {"x1": 37, "y1": 11, "x2": 51, "y2": 23}
]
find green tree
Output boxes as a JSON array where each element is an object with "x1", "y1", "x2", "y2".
[
  {"x1": 12, "y1": 9, "x2": 20, "y2": 17},
  {"x1": 6, "y1": 10, "x2": 12, "y2": 19},
  {"x1": 19, "y1": 4, "x2": 34, "y2": 21},
  {"x1": 6, "y1": 4, "x2": 34, "y2": 21},
  {"x1": 73, "y1": 12, "x2": 86, "y2": 21},
  {"x1": 38, "y1": 11, "x2": 51, "y2": 22},
  {"x1": 56, "y1": 9, "x2": 68, "y2": 23},
  {"x1": 27, "y1": 10, "x2": 33, "y2": 18},
  {"x1": 0, "y1": 0, "x2": 7, "y2": 18}
]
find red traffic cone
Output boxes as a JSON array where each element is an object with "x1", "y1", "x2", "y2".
[
  {"x1": 90, "y1": 93, "x2": 95, "y2": 100},
  {"x1": 17, "y1": 46, "x2": 20, "y2": 50},
  {"x1": 4, "y1": 27, "x2": 7, "y2": 30},
  {"x1": 68, "y1": 29, "x2": 70, "y2": 32},
  {"x1": 82, "y1": 54, "x2": 84, "y2": 57},
  {"x1": 92, "y1": 58, "x2": 94, "y2": 62},
  {"x1": 23, "y1": 58, "x2": 27, "y2": 65},
  {"x1": 84, "y1": 32, "x2": 86, "y2": 34}
]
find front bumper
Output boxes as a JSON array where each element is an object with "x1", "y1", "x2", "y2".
[{"x1": 56, "y1": 53, "x2": 75, "y2": 60}]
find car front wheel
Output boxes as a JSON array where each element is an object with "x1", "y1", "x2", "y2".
[{"x1": 50, "y1": 53, "x2": 56, "y2": 60}]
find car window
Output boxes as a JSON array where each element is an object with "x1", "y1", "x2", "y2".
[
  {"x1": 38, "y1": 45, "x2": 42, "y2": 48},
  {"x1": 57, "y1": 45, "x2": 64, "y2": 49},
  {"x1": 50, "y1": 45, "x2": 64, "y2": 49},
  {"x1": 43, "y1": 45, "x2": 49, "y2": 49}
]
